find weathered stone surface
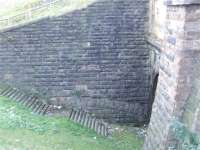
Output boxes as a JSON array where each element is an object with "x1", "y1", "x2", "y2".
[
  {"x1": 144, "y1": 1, "x2": 200, "y2": 150},
  {"x1": 165, "y1": 0, "x2": 200, "y2": 5},
  {"x1": 0, "y1": 0, "x2": 150, "y2": 123}
]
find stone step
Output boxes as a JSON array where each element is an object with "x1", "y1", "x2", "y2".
[
  {"x1": 41, "y1": 105, "x2": 50, "y2": 115},
  {"x1": 74, "y1": 110, "x2": 80, "y2": 123},
  {"x1": 73, "y1": 110, "x2": 77, "y2": 120},
  {"x1": 38, "y1": 104, "x2": 46, "y2": 114},
  {"x1": 30, "y1": 100, "x2": 40, "y2": 110},
  {"x1": 12, "y1": 91, "x2": 22, "y2": 101},
  {"x1": 1, "y1": 87, "x2": 13, "y2": 96},
  {"x1": 15, "y1": 93, "x2": 25, "y2": 102},
  {"x1": 22, "y1": 95, "x2": 33, "y2": 106},
  {"x1": 38, "y1": 104, "x2": 46, "y2": 115},
  {"x1": 24, "y1": 96, "x2": 35, "y2": 107},
  {"x1": 5, "y1": 89, "x2": 16, "y2": 97},
  {"x1": 6, "y1": 89, "x2": 16, "y2": 97},
  {"x1": 18, "y1": 94, "x2": 28, "y2": 104},
  {"x1": 94, "y1": 120, "x2": 99, "y2": 133},
  {"x1": 27, "y1": 97, "x2": 37, "y2": 108},
  {"x1": 102, "y1": 124, "x2": 107, "y2": 136},
  {"x1": 35, "y1": 103, "x2": 44, "y2": 113},
  {"x1": 91, "y1": 118, "x2": 96, "y2": 130},
  {"x1": 32, "y1": 104, "x2": 40, "y2": 113},
  {"x1": 80, "y1": 112, "x2": 86, "y2": 125},
  {"x1": 0, "y1": 87, "x2": 12, "y2": 95},
  {"x1": 68, "y1": 109, "x2": 110, "y2": 137},
  {"x1": 97, "y1": 123, "x2": 104, "y2": 136},
  {"x1": 20, "y1": 96, "x2": 28, "y2": 105},
  {"x1": 88, "y1": 117, "x2": 93, "y2": 129},
  {"x1": 77, "y1": 110, "x2": 83, "y2": 124},
  {"x1": 45, "y1": 105, "x2": 53, "y2": 115},
  {"x1": 9, "y1": 89, "x2": 19, "y2": 99},
  {"x1": 25, "y1": 94, "x2": 34, "y2": 102},
  {"x1": 70, "y1": 109, "x2": 76, "y2": 120},
  {"x1": 38, "y1": 103, "x2": 46, "y2": 114},
  {"x1": 83, "y1": 113, "x2": 89, "y2": 127},
  {"x1": 69, "y1": 109, "x2": 74, "y2": 119},
  {"x1": 0, "y1": 87, "x2": 9, "y2": 95},
  {"x1": 19, "y1": 95, "x2": 29, "y2": 104},
  {"x1": 0, "y1": 86, "x2": 50, "y2": 116},
  {"x1": 32, "y1": 101, "x2": 41, "y2": 112}
]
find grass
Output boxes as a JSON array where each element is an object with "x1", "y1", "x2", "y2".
[
  {"x1": 0, "y1": 0, "x2": 41, "y2": 18},
  {"x1": 0, "y1": 0, "x2": 97, "y2": 30},
  {"x1": 0, "y1": 96, "x2": 143, "y2": 150},
  {"x1": 0, "y1": 0, "x2": 97, "y2": 18}
]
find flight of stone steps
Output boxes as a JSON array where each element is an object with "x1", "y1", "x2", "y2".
[
  {"x1": 0, "y1": 86, "x2": 111, "y2": 136},
  {"x1": 69, "y1": 109, "x2": 111, "y2": 136},
  {"x1": 0, "y1": 86, "x2": 51, "y2": 115}
]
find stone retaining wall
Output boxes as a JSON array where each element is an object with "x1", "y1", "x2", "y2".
[{"x1": 0, "y1": 0, "x2": 150, "y2": 124}]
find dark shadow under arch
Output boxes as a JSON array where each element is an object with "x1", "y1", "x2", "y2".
[
  {"x1": 151, "y1": 73, "x2": 159, "y2": 105},
  {"x1": 147, "y1": 73, "x2": 159, "y2": 123}
]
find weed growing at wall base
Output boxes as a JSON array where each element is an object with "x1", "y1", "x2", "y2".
[{"x1": 171, "y1": 120, "x2": 200, "y2": 150}]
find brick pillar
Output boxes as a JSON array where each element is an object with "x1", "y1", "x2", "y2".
[{"x1": 144, "y1": 0, "x2": 200, "y2": 149}]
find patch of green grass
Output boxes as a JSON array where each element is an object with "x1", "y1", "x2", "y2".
[
  {"x1": 0, "y1": 0, "x2": 97, "y2": 30},
  {"x1": 0, "y1": 96, "x2": 143, "y2": 150},
  {"x1": 0, "y1": 0, "x2": 41, "y2": 18}
]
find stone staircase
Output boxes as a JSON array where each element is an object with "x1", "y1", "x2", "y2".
[
  {"x1": 69, "y1": 109, "x2": 111, "y2": 136},
  {"x1": 0, "y1": 86, "x2": 50, "y2": 115},
  {"x1": 0, "y1": 86, "x2": 111, "y2": 136}
]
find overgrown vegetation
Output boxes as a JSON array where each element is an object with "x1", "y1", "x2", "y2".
[
  {"x1": 171, "y1": 120, "x2": 200, "y2": 150},
  {"x1": 0, "y1": 96, "x2": 143, "y2": 150}
]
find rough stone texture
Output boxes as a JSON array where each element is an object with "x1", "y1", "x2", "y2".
[
  {"x1": 145, "y1": 40, "x2": 160, "y2": 121},
  {"x1": 0, "y1": 0, "x2": 150, "y2": 123},
  {"x1": 148, "y1": 0, "x2": 167, "y2": 44},
  {"x1": 181, "y1": 3, "x2": 200, "y2": 134},
  {"x1": 165, "y1": 0, "x2": 200, "y2": 5},
  {"x1": 144, "y1": 1, "x2": 200, "y2": 149}
]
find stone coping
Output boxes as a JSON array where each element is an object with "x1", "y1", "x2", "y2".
[{"x1": 165, "y1": 0, "x2": 200, "y2": 5}]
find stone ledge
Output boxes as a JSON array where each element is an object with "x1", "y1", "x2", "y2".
[
  {"x1": 164, "y1": 0, "x2": 200, "y2": 5},
  {"x1": 146, "y1": 35, "x2": 162, "y2": 52}
]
